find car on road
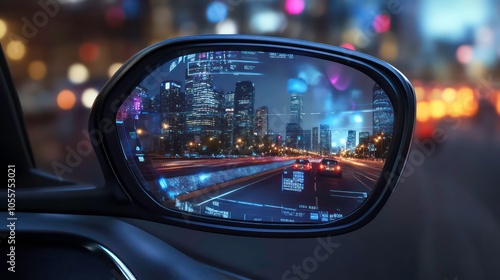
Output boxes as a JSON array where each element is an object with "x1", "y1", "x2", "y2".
[
  {"x1": 293, "y1": 158, "x2": 312, "y2": 170},
  {"x1": 317, "y1": 158, "x2": 342, "y2": 177}
]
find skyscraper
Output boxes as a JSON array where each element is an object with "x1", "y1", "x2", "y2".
[
  {"x1": 222, "y1": 91, "x2": 235, "y2": 151},
  {"x1": 290, "y1": 94, "x2": 304, "y2": 124},
  {"x1": 346, "y1": 130, "x2": 357, "y2": 151},
  {"x1": 234, "y1": 81, "x2": 255, "y2": 143},
  {"x1": 255, "y1": 106, "x2": 268, "y2": 139},
  {"x1": 320, "y1": 124, "x2": 331, "y2": 156},
  {"x1": 373, "y1": 84, "x2": 394, "y2": 135},
  {"x1": 286, "y1": 123, "x2": 302, "y2": 149},
  {"x1": 301, "y1": 129, "x2": 311, "y2": 151},
  {"x1": 359, "y1": 131, "x2": 370, "y2": 146},
  {"x1": 312, "y1": 127, "x2": 319, "y2": 153},
  {"x1": 184, "y1": 52, "x2": 223, "y2": 138},
  {"x1": 160, "y1": 81, "x2": 185, "y2": 155}
]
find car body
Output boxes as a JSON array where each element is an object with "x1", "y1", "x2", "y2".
[
  {"x1": 293, "y1": 158, "x2": 312, "y2": 170},
  {"x1": 317, "y1": 158, "x2": 342, "y2": 177}
]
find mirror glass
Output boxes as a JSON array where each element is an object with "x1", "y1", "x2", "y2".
[{"x1": 116, "y1": 50, "x2": 394, "y2": 223}]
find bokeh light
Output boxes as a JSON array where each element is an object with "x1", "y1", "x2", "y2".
[
  {"x1": 81, "y1": 88, "x2": 99, "y2": 109},
  {"x1": 416, "y1": 101, "x2": 430, "y2": 122},
  {"x1": 0, "y1": 19, "x2": 7, "y2": 39},
  {"x1": 108, "y1": 62, "x2": 123, "y2": 77},
  {"x1": 28, "y1": 61, "x2": 47, "y2": 81},
  {"x1": 442, "y1": 87, "x2": 457, "y2": 103},
  {"x1": 57, "y1": 89, "x2": 76, "y2": 110},
  {"x1": 250, "y1": 10, "x2": 286, "y2": 33},
  {"x1": 496, "y1": 92, "x2": 500, "y2": 115},
  {"x1": 215, "y1": 19, "x2": 238, "y2": 34},
  {"x1": 6, "y1": 40, "x2": 26, "y2": 60},
  {"x1": 206, "y1": 1, "x2": 228, "y2": 23},
  {"x1": 430, "y1": 100, "x2": 446, "y2": 119},
  {"x1": 456, "y1": 45, "x2": 473, "y2": 64},
  {"x1": 79, "y1": 42, "x2": 100, "y2": 63},
  {"x1": 373, "y1": 14, "x2": 391, "y2": 33},
  {"x1": 68, "y1": 63, "x2": 89, "y2": 84},
  {"x1": 340, "y1": 43, "x2": 355, "y2": 50},
  {"x1": 285, "y1": 0, "x2": 305, "y2": 15},
  {"x1": 287, "y1": 78, "x2": 307, "y2": 94}
]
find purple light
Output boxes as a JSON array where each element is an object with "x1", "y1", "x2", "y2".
[
  {"x1": 327, "y1": 64, "x2": 352, "y2": 91},
  {"x1": 285, "y1": 0, "x2": 305, "y2": 15}
]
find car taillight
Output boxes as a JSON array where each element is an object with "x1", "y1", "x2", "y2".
[
  {"x1": 294, "y1": 164, "x2": 298, "y2": 168},
  {"x1": 319, "y1": 164, "x2": 325, "y2": 169},
  {"x1": 336, "y1": 166, "x2": 341, "y2": 171}
]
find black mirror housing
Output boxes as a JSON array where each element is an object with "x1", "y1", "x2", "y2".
[{"x1": 89, "y1": 35, "x2": 415, "y2": 237}]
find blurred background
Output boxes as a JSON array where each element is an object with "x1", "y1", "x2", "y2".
[{"x1": 0, "y1": 0, "x2": 499, "y2": 185}]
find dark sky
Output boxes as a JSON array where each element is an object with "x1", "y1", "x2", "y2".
[{"x1": 139, "y1": 51, "x2": 379, "y2": 145}]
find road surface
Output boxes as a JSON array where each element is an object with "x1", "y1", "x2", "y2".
[{"x1": 169, "y1": 158, "x2": 384, "y2": 223}]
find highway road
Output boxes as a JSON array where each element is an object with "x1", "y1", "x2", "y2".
[{"x1": 171, "y1": 158, "x2": 384, "y2": 223}]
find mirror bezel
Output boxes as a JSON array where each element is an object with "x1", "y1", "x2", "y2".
[{"x1": 90, "y1": 35, "x2": 415, "y2": 237}]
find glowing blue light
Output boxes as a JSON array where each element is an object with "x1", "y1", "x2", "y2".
[
  {"x1": 206, "y1": 2, "x2": 228, "y2": 23},
  {"x1": 159, "y1": 178, "x2": 168, "y2": 190},
  {"x1": 353, "y1": 115, "x2": 363, "y2": 123},
  {"x1": 420, "y1": 0, "x2": 490, "y2": 42},
  {"x1": 199, "y1": 173, "x2": 210, "y2": 182},
  {"x1": 287, "y1": 78, "x2": 307, "y2": 94}
]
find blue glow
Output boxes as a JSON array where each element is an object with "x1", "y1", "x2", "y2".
[
  {"x1": 420, "y1": 0, "x2": 490, "y2": 42},
  {"x1": 287, "y1": 78, "x2": 307, "y2": 94},
  {"x1": 159, "y1": 177, "x2": 168, "y2": 190},
  {"x1": 206, "y1": 2, "x2": 228, "y2": 23},
  {"x1": 353, "y1": 115, "x2": 363, "y2": 123},
  {"x1": 159, "y1": 160, "x2": 294, "y2": 199},
  {"x1": 167, "y1": 191, "x2": 176, "y2": 200},
  {"x1": 199, "y1": 173, "x2": 210, "y2": 182}
]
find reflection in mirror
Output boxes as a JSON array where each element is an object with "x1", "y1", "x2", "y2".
[{"x1": 116, "y1": 50, "x2": 394, "y2": 223}]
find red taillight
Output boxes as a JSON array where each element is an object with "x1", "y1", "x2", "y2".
[
  {"x1": 336, "y1": 166, "x2": 341, "y2": 171},
  {"x1": 319, "y1": 164, "x2": 325, "y2": 169},
  {"x1": 294, "y1": 164, "x2": 298, "y2": 168}
]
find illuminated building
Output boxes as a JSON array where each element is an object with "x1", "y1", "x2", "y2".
[
  {"x1": 160, "y1": 81, "x2": 185, "y2": 155},
  {"x1": 346, "y1": 130, "x2": 357, "y2": 151},
  {"x1": 286, "y1": 123, "x2": 302, "y2": 149},
  {"x1": 290, "y1": 94, "x2": 304, "y2": 124},
  {"x1": 184, "y1": 52, "x2": 223, "y2": 138},
  {"x1": 373, "y1": 84, "x2": 394, "y2": 135},
  {"x1": 301, "y1": 129, "x2": 311, "y2": 151},
  {"x1": 255, "y1": 106, "x2": 268, "y2": 139},
  {"x1": 223, "y1": 91, "x2": 235, "y2": 151},
  {"x1": 234, "y1": 81, "x2": 255, "y2": 143},
  {"x1": 319, "y1": 124, "x2": 331, "y2": 156},
  {"x1": 359, "y1": 131, "x2": 370, "y2": 146},
  {"x1": 312, "y1": 127, "x2": 319, "y2": 153}
]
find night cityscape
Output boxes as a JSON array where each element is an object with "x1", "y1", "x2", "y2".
[
  {"x1": 117, "y1": 51, "x2": 394, "y2": 160},
  {"x1": 116, "y1": 50, "x2": 395, "y2": 223}
]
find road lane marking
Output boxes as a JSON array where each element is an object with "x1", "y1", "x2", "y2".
[
  {"x1": 330, "y1": 194, "x2": 365, "y2": 199},
  {"x1": 352, "y1": 174, "x2": 374, "y2": 191},
  {"x1": 196, "y1": 173, "x2": 278, "y2": 206},
  {"x1": 330, "y1": 190, "x2": 368, "y2": 195},
  {"x1": 216, "y1": 198, "x2": 298, "y2": 211}
]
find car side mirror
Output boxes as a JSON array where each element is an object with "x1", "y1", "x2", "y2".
[{"x1": 89, "y1": 35, "x2": 415, "y2": 236}]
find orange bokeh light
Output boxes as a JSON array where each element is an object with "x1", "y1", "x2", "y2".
[
  {"x1": 416, "y1": 101, "x2": 430, "y2": 122},
  {"x1": 57, "y1": 90, "x2": 76, "y2": 110}
]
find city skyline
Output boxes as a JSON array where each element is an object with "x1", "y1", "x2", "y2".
[{"x1": 121, "y1": 50, "x2": 393, "y2": 155}]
